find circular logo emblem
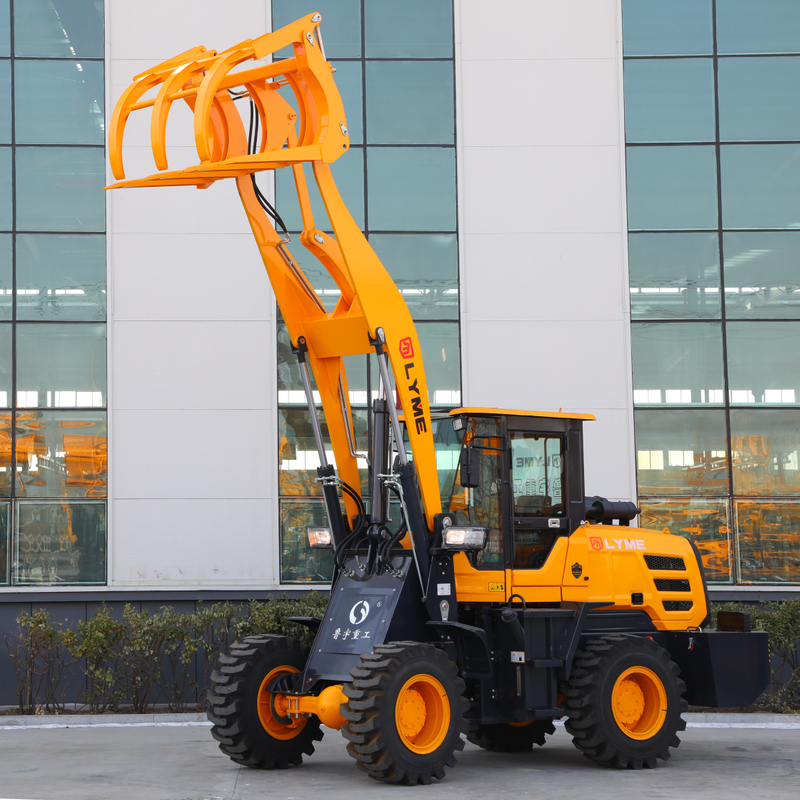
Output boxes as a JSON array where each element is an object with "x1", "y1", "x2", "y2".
[{"x1": 349, "y1": 600, "x2": 370, "y2": 626}]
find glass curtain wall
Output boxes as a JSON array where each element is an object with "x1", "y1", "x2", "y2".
[
  {"x1": 0, "y1": 0, "x2": 106, "y2": 586},
  {"x1": 624, "y1": 0, "x2": 800, "y2": 584},
  {"x1": 272, "y1": 0, "x2": 459, "y2": 584}
]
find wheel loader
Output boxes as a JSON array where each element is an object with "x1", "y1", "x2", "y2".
[{"x1": 107, "y1": 13, "x2": 770, "y2": 785}]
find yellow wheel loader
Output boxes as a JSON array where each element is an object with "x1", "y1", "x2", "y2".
[{"x1": 108, "y1": 13, "x2": 770, "y2": 785}]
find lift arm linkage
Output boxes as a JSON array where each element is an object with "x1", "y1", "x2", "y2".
[{"x1": 107, "y1": 12, "x2": 442, "y2": 527}]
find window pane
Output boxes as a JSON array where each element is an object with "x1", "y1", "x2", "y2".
[
  {"x1": 275, "y1": 148, "x2": 364, "y2": 232},
  {"x1": 0, "y1": 234, "x2": 11, "y2": 319},
  {"x1": 0, "y1": 0, "x2": 8, "y2": 57},
  {"x1": 367, "y1": 147, "x2": 456, "y2": 232},
  {"x1": 0, "y1": 413, "x2": 9, "y2": 493},
  {"x1": 721, "y1": 144, "x2": 800, "y2": 229},
  {"x1": 14, "y1": 500, "x2": 106, "y2": 585},
  {"x1": 724, "y1": 232, "x2": 800, "y2": 319},
  {"x1": 272, "y1": 0, "x2": 361, "y2": 58},
  {"x1": 0, "y1": 502, "x2": 7, "y2": 583},
  {"x1": 16, "y1": 323, "x2": 106, "y2": 408},
  {"x1": 0, "y1": 323, "x2": 11, "y2": 407},
  {"x1": 369, "y1": 234, "x2": 457, "y2": 320},
  {"x1": 728, "y1": 322, "x2": 800, "y2": 405},
  {"x1": 417, "y1": 322, "x2": 460, "y2": 406},
  {"x1": 631, "y1": 322, "x2": 724, "y2": 405},
  {"x1": 279, "y1": 407, "x2": 368, "y2": 498},
  {"x1": 280, "y1": 498, "x2": 335, "y2": 584},
  {"x1": 638, "y1": 498, "x2": 733, "y2": 583},
  {"x1": 0, "y1": 61, "x2": 10, "y2": 143},
  {"x1": 635, "y1": 409, "x2": 729, "y2": 495},
  {"x1": 730, "y1": 409, "x2": 800, "y2": 495},
  {"x1": 628, "y1": 233, "x2": 720, "y2": 319},
  {"x1": 626, "y1": 146, "x2": 717, "y2": 230},
  {"x1": 16, "y1": 60, "x2": 104, "y2": 145},
  {"x1": 366, "y1": 62, "x2": 454, "y2": 145},
  {"x1": 14, "y1": 0, "x2": 103, "y2": 58},
  {"x1": 717, "y1": 0, "x2": 800, "y2": 55},
  {"x1": 0, "y1": 147, "x2": 11, "y2": 230},
  {"x1": 511, "y1": 433, "x2": 565, "y2": 517},
  {"x1": 15, "y1": 410, "x2": 106, "y2": 497},
  {"x1": 624, "y1": 59, "x2": 715, "y2": 143},
  {"x1": 17, "y1": 234, "x2": 105, "y2": 320},
  {"x1": 622, "y1": 0, "x2": 712, "y2": 56},
  {"x1": 736, "y1": 500, "x2": 800, "y2": 583},
  {"x1": 16, "y1": 147, "x2": 105, "y2": 232},
  {"x1": 365, "y1": 0, "x2": 453, "y2": 58}
]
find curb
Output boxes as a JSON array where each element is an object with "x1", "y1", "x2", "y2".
[{"x1": 0, "y1": 711, "x2": 798, "y2": 730}]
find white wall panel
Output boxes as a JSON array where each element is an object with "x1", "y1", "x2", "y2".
[
  {"x1": 112, "y1": 499, "x2": 273, "y2": 586},
  {"x1": 460, "y1": 59, "x2": 620, "y2": 148},
  {"x1": 459, "y1": 0, "x2": 618, "y2": 61},
  {"x1": 112, "y1": 233, "x2": 272, "y2": 321},
  {"x1": 461, "y1": 146, "x2": 623, "y2": 235},
  {"x1": 113, "y1": 409, "x2": 272, "y2": 499},
  {"x1": 581, "y1": 408, "x2": 638, "y2": 502},
  {"x1": 113, "y1": 321, "x2": 272, "y2": 410},
  {"x1": 463, "y1": 233, "x2": 625, "y2": 322}
]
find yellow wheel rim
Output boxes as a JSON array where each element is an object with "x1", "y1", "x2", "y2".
[
  {"x1": 611, "y1": 666, "x2": 668, "y2": 740},
  {"x1": 394, "y1": 674, "x2": 451, "y2": 754},
  {"x1": 256, "y1": 665, "x2": 307, "y2": 741}
]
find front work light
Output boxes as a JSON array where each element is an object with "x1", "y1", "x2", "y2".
[
  {"x1": 443, "y1": 527, "x2": 488, "y2": 551},
  {"x1": 308, "y1": 527, "x2": 332, "y2": 549}
]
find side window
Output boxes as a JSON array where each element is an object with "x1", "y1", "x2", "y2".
[{"x1": 510, "y1": 433, "x2": 565, "y2": 517}]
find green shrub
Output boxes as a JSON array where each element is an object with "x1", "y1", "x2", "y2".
[{"x1": 232, "y1": 592, "x2": 329, "y2": 645}]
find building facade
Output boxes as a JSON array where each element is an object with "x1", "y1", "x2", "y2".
[{"x1": 0, "y1": 0, "x2": 796, "y2": 621}]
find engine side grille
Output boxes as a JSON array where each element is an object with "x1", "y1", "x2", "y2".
[
  {"x1": 644, "y1": 554, "x2": 686, "y2": 571},
  {"x1": 663, "y1": 600, "x2": 693, "y2": 611},
  {"x1": 655, "y1": 578, "x2": 691, "y2": 592}
]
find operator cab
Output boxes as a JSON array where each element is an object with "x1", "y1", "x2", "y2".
[{"x1": 435, "y1": 408, "x2": 595, "y2": 573}]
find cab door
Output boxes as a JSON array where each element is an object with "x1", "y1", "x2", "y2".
[{"x1": 506, "y1": 429, "x2": 570, "y2": 601}]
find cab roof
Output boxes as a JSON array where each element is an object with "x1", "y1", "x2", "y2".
[{"x1": 448, "y1": 407, "x2": 596, "y2": 421}]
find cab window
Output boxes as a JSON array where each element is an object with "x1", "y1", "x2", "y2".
[{"x1": 511, "y1": 433, "x2": 565, "y2": 517}]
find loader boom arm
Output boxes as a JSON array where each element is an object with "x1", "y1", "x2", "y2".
[{"x1": 107, "y1": 13, "x2": 442, "y2": 530}]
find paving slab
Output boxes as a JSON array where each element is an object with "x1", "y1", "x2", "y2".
[{"x1": 0, "y1": 722, "x2": 798, "y2": 800}]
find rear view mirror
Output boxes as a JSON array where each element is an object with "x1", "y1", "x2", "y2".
[{"x1": 460, "y1": 446, "x2": 480, "y2": 488}]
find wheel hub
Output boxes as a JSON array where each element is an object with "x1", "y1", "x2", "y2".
[
  {"x1": 611, "y1": 666, "x2": 668, "y2": 741},
  {"x1": 394, "y1": 674, "x2": 451, "y2": 754},
  {"x1": 613, "y1": 677, "x2": 645, "y2": 727},
  {"x1": 397, "y1": 687, "x2": 426, "y2": 739}
]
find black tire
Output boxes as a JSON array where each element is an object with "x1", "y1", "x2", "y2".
[
  {"x1": 341, "y1": 641, "x2": 468, "y2": 785},
  {"x1": 563, "y1": 634, "x2": 687, "y2": 769},
  {"x1": 467, "y1": 719, "x2": 556, "y2": 752},
  {"x1": 207, "y1": 634, "x2": 323, "y2": 769}
]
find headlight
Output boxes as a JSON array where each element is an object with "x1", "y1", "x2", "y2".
[
  {"x1": 307, "y1": 527, "x2": 332, "y2": 549},
  {"x1": 443, "y1": 526, "x2": 488, "y2": 550}
]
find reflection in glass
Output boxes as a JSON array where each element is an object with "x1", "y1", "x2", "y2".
[
  {"x1": 14, "y1": 500, "x2": 105, "y2": 585},
  {"x1": 275, "y1": 148, "x2": 364, "y2": 232},
  {"x1": 635, "y1": 409, "x2": 729, "y2": 495},
  {"x1": 624, "y1": 59, "x2": 715, "y2": 143},
  {"x1": 736, "y1": 500, "x2": 800, "y2": 583},
  {"x1": 622, "y1": 0, "x2": 712, "y2": 56},
  {"x1": 15, "y1": 61, "x2": 104, "y2": 145},
  {"x1": 366, "y1": 62, "x2": 454, "y2": 145},
  {"x1": 638, "y1": 498, "x2": 732, "y2": 583},
  {"x1": 727, "y1": 323, "x2": 800, "y2": 405},
  {"x1": 279, "y1": 407, "x2": 368, "y2": 498},
  {"x1": 724, "y1": 232, "x2": 800, "y2": 318},
  {"x1": 717, "y1": 0, "x2": 800, "y2": 55},
  {"x1": 367, "y1": 148, "x2": 456, "y2": 232},
  {"x1": 369, "y1": 234, "x2": 458, "y2": 320},
  {"x1": 14, "y1": 0, "x2": 103, "y2": 58},
  {"x1": 17, "y1": 234, "x2": 105, "y2": 320},
  {"x1": 0, "y1": 502, "x2": 7, "y2": 583},
  {"x1": 365, "y1": 0, "x2": 453, "y2": 58},
  {"x1": 0, "y1": 61, "x2": 10, "y2": 143},
  {"x1": 628, "y1": 233, "x2": 720, "y2": 319},
  {"x1": 16, "y1": 147, "x2": 105, "y2": 232},
  {"x1": 721, "y1": 144, "x2": 800, "y2": 229},
  {"x1": 0, "y1": 324, "x2": 11, "y2": 408},
  {"x1": 16, "y1": 323, "x2": 106, "y2": 408},
  {"x1": 0, "y1": 147, "x2": 11, "y2": 230},
  {"x1": 280, "y1": 498, "x2": 335, "y2": 584},
  {"x1": 15, "y1": 411, "x2": 106, "y2": 498},
  {"x1": 719, "y1": 58, "x2": 800, "y2": 142},
  {"x1": 631, "y1": 322, "x2": 724, "y2": 405},
  {"x1": 626, "y1": 146, "x2": 717, "y2": 230},
  {"x1": 272, "y1": 0, "x2": 361, "y2": 58},
  {"x1": 730, "y1": 410, "x2": 800, "y2": 495}
]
